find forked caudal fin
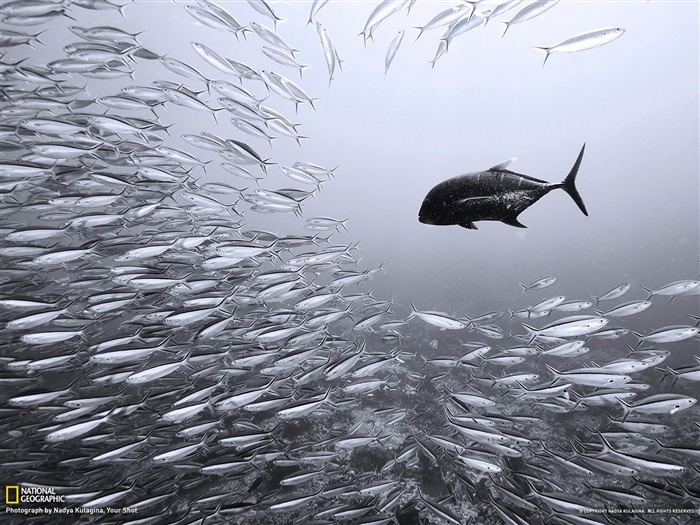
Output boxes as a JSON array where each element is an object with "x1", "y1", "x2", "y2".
[
  {"x1": 559, "y1": 143, "x2": 588, "y2": 216},
  {"x1": 408, "y1": 301, "x2": 419, "y2": 320},
  {"x1": 533, "y1": 46, "x2": 551, "y2": 67}
]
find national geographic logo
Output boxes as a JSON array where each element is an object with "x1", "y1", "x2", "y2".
[
  {"x1": 6, "y1": 486, "x2": 19, "y2": 505},
  {"x1": 4, "y1": 486, "x2": 65, "y2": 504}
]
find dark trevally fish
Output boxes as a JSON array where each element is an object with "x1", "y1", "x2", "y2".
[{"x1": 418, "y1": 145, "x2": 587, "y2": 230}]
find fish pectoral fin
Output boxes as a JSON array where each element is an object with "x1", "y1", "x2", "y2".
[
  {"x1": 489, "y1": 157, "x2": 517, "y2": 171},
  {"x1": 458, "y1": 221, "x2": 478, "y2": 230},
  {"x1": 502, "y1": 216, "x2": 527, "y2": 228}
]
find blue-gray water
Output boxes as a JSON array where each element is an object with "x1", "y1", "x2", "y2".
[
  {"x1": 140, "y1": 0, "x2": 698, "y2": 312},
  {"x1": 1, "y1": 1, "x2": 699, "y2": 524}
]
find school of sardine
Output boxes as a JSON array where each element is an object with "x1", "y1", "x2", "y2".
[{"x1": 1, "y1": 1, "x2": 698, "y2": 524}]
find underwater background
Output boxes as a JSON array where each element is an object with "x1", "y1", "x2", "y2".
[{"x1": 1, "y1": 1, "x2": 699, "y2": 524}]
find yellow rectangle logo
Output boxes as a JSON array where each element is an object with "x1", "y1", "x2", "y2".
[{"x1": 6, "y1": 486, "x2": 19, "y2": 505}]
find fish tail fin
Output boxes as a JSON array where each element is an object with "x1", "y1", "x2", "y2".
[
  {"x1": 582, "y1": 424, "x2": 599, "y2": 438},
  {"x1": 418, "y1": 354, "x2": 430, "y2": 369},
  {"x1": 559, "y1": 143, "x2": 588, "y2": 216},
  {"x1": 429, "y1": 42, "x2": 446, "y2": 69},
  {"x1": 514, "y1": 381, "x2": 531, "y2": 399},
  {"x1": 544, "y1": 364, "x2": 560, "y2": 378},
  {"x1": 659, "y1": 366, "x2": 678, "y2": 387},
  {"x1": 596, "y1": 431, "x2": 615, "y2": 454},
  {"x1": 570, "y1": 394, "x2": 586, "y2": 411},
  {"x1": 408, "y1": 301, "x2": 418, "y2": 321},
  {"x1": 641, "y1": 286, "x2": 654, "y2": 299},
  {"x1": 212, "y1": 107, "x2": 227, "y2": 125},
  {"x1": 358, "y1": 30, "x2": 369, "y2": 48},
  {"x1": 32, "y1": 30, "x2": 46, "y2": 47},
  {"x1": 601, "y1": 409, "x2": 616, "y2": 423},
  {"x1": 523, "y1": 479, "x2": 540, "y2": 496},
  {"x1": 118, "y1": 2, "x2": 128, "y2": 19},
  {"x1": 631, "y1": 331, "x2": 644, "y2": 349},
  {"x1": 519, "y1": 283, "x2": 527, "y2": 293},
  {"x1": 533, "y1": 45, "x2": 551, "y2": 67},
  {"x1": 500, "y1": 22, "x2": 509, "y2": 38},
  {"x1": 486, "y1": 373, "x2": 498, "y2": 388},
  {"x1": 521, "y1": 323, "x2": 538, "y2": 345},
  {"x1": 617, "y1": 397, "x2": 632, "y2": 422}
]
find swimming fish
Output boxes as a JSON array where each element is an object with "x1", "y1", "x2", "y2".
[
  {"x1": 384, "y1": 30, "x2": 404, "y2": 75},
  {"x1": 534, "y1": 27, "x2": 625, "y2": 66},
  {"x1": 501, "y1": 0, "x2": 559, "y2": 37},
  {"x1": 0, "y1": 4, "x2": 696, "y2": 525},
  {"x1": 418, "y1": 145, "x2": 587, "y2": 230}
]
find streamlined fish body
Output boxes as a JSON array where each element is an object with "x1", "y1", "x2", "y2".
[{"x1": 419, "y1": 145, "x2": 587, "y2": 230}]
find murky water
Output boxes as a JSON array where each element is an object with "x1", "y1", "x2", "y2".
[{"x1": 1, "y1": 1, "x2": 698, "y2": 524}]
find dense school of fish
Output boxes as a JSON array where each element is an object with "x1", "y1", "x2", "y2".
[{"x1": 1, "y1": 1, "x2": 698, "y2": 524}]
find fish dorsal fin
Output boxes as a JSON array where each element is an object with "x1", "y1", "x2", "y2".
[{"x1": 489, "y1": 158, "x2": 517, "y2": 171}]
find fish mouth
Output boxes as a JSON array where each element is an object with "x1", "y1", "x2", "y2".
[
  {"x1": 419, "y1": 210, "x2": 450, "y2": 225},
  {"x1": 418, "y1": 201, "x2": 433, "y2": 224}
]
